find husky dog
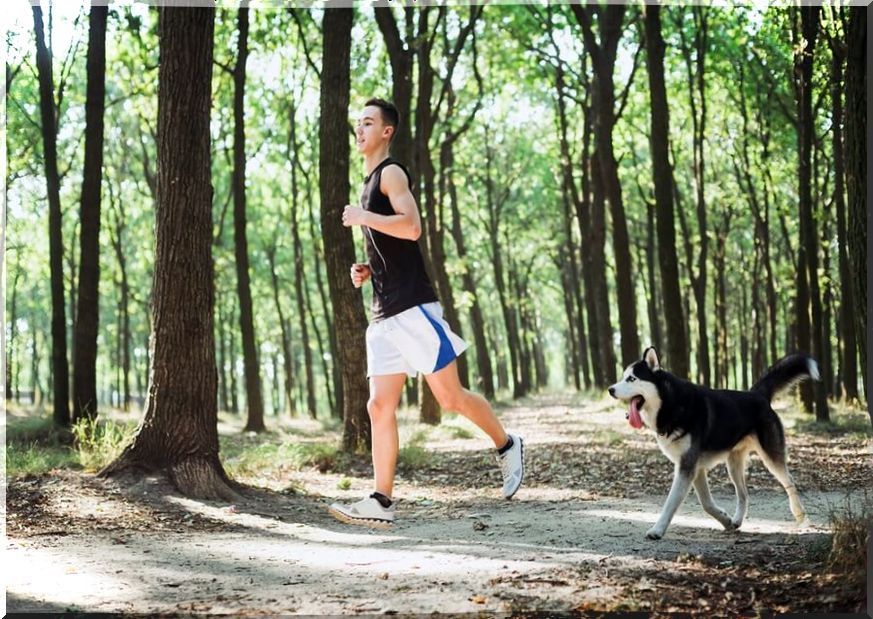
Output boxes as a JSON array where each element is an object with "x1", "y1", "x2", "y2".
[{"x1": 608, "y1": 347, "x2": 818, "y2": 540}]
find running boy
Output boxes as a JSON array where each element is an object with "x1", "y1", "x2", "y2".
[{"x1": 328, "y1": 98, "x2": 525, "y2": 527}]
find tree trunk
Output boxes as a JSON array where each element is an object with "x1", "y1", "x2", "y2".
[
  {"x1": 108, "y1": 181, "x2": 132, "y2": 412},
  {"x1": 320, "y1": 7, "x2": 370, "y2": 452},
  {"x1": 32, "y1": 4, "x2": 70, "y2": 427},
  {"x1": 795, "y1": 7, "x2": 829, "y2": 420},
  {"x1": 72, "y1": 5, "x2": 108, "y2": 422},
  {"x1": 289, "y1": 104, "x2": 317, "y2": 418},
  {"x1": 645, "y1": 4, "x2": 689, "y2": 378},
  {"x1": 573, "y1": 5, "x2": 640, "y2": 366},
  {"x1": 217, "y1": 290, "x2": 229, "y2": 413},
  {"x1": 588, "y1": 153, "x2": 617, "y2": 384},
  {"x1": 232, "y1": 8, "x2": 266, "y2": 432},
  {"x1": 845, "y1": 6, "x2": 867, "y2": 405},
  {"x1": 444, "y1": 138, "x2": 495, "y2": 399},
  {"x1": 102, "y1": 5, "x2": 237, "y2": 500},
  {"x1": 7, "y1": 267, "x2": 20, "y2": 401},
  {"x1": 265, "y1": 245, "x2": 295, "y2": 416},
  {"x1": 829, "y1": 24, "x2": 858, "y2": 400},
  {"x1": 304, "y1": 168, "x2": 338, "y2": 415}
]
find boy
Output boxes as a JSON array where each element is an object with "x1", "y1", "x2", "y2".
[{"x1": 329, "y1": 98, "x2": 524, "y2": 527}]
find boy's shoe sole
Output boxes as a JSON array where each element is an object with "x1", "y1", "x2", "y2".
[{"x1": 328, "y1": 505, "x2": 394, "y2": 529}]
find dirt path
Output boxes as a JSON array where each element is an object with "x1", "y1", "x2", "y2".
[{"x1": 5, "y1": 393, "x2": 869, "y2": 614}]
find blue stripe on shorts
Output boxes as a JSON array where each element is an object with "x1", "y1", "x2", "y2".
[{"x1": 418, "y1": 305, "x2": 456, "y2": 372}]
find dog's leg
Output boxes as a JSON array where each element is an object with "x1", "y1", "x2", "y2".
[
  {"x1": 692, "y1": 469, "x2": 733, "y2": 530},
  {"x1": 757, "y1": 451, "x2": 806, "y2": 523},
  {"x1": 726, "y1": 451, "x2": 749, "y2": 529},
  {"x1": 647, "y1": 463, "x2": 694, "y2": 540}
]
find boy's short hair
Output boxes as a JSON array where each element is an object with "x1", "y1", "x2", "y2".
[{"x1": 365, "y1": 97, "x2": 400, "y2": 142}]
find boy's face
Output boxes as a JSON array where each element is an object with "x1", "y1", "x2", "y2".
[{"x1": 355, "y1": 105, "x2": 393, "y2": 154}]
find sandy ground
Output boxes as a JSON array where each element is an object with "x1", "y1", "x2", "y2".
[{"x1": 5, "y1": 393, "x2": 870, "y2": 614}]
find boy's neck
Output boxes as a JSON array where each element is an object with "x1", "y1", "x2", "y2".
[{"x1": 364, "y1": 146, "x2": 391, "y2": 176}]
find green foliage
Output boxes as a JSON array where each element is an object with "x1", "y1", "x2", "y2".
[
  {"x1": 71, "y1": 417, "x2": 136, "y2": 472},
  {"x1": 222, "y1": 439, "x2": 344, "y2": 478},
  {"x1": 5, "y1": 443, "x2": 78, "y2": 478}
]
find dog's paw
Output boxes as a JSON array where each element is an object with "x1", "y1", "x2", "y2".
[
  {"x1": 727, "y1": 518, "x2": 742, "y2": 530},
  {"x1": 645, "y1": 528, "x2": 663, "y2": 540}
]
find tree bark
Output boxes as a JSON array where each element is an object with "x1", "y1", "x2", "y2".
[
  {"x1": 289, "y1": 103, "x2": 317, "y2": 419},
  {"x1": 828, "y1": 21, "x2": 858, "y2": 400},
  {"x1": 265, "y1": 244, "x2": 295, "y2": 415},
  {"x1": 231, "y1": 8, "x2": 266, "y2": 432},
  {"x1": 644, "y1": 4, "x2": 689, "y2": 379},
  {"x1": 320, "y1": 7, "x2": 370, "y2": 451},
  {"x1": 72, "y1": 5, "x2": 108, "y2": 422},
  {"x1": 32, "y1": 4, "x2": 70, "y2": 427},
  {"x1": 845, "y1": 6, "x2": 867, "y2": 405},
  {"x1": 573, "y1": 5, "x2": 640, "y2": 366},
  {"x1": 444, "y1": 137, "x2": 494, "y2": 398},
  {"x1": 102, "y1": 5, "x2": 237, "y2": 501},
  {"x1": 794, "y1": 7, "x2": 829, "y2": 420}
]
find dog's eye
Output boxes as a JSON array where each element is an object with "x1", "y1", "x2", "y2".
[{"x1": 626, "y1": 376, "x2": 636, "y2": 382}]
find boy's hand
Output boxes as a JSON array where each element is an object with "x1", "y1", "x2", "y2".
[
  {"x1": 342, "y1": 205, "x2": 368, "y2": 227},
  {"x1": 350, "y1": 263, "x2": 371, "y2": 288}
]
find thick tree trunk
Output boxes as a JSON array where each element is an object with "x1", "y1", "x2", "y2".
[
  {"x1": 320, "y1": 7, "x2": 370, "y2": 451},
  {"x1": 645, "y1": 4, "x2": 689, "y2": 378},
  {"x1": 33, "y1": 4, "x2": 70, "y2": 427},
  {"x1": 72, "y1": 5, "x2": 108, "y2": 422},
  {"x1": 101, "y1": 5, "x2": 236, "y2": 500},
  {"x1": 845, "y1": 6, "x2": 867, "y2": 405},
  {"x1": 231, "y1": 8, "x2": 266, "y2": 432}
]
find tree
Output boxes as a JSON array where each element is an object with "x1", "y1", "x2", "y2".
[
  {"x1": 644, "y1": 3, "x2": 689, "y2": 379},
  {"x1": 102, "y1": 6, "x2": 236, "y2": 500},
  {"x1": 32, "y1": 4, "x2": 70, "y2": 427},
  {"x1": 72, "y1": 5, "x2": 108, "y2": 423},
  {"x1": 319, "y1": 6, "x2": 370, "y2": 451},
  {"x1": 793, "y1": 6, "x2": 829, "y2": 420},
  {"x1": 229, "y1": 7, "x2": 266, "y2": 432},
  {"x1": 845, "y1": 6, "x2": 867, "y2": 408},
  {"x1": 825, "y1": 12, "x2": 858, "y2": 401},
  {"x1": 572, "y1": 4, "x2": 640, "y2": 367}
]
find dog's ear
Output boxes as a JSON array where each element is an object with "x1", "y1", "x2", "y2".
[{"x1": 643, "y1": 347, "x2": 660, "y2": 371}]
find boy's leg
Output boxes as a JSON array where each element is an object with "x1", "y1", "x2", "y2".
[
  {"x1": 424, "y1": 360, "x2": 508, "y2": 449},
  {"x1": 369, "y1": 373, "x2": 407, "y2": 498}
]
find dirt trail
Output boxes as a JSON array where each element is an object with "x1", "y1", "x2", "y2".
[{"x1": 5, "y1": 393, "x2": 869, "y2": 614}]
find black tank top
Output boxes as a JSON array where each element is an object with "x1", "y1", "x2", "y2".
[{"x1": 361, "y1": 158, "x2": 438, "y2": 321}]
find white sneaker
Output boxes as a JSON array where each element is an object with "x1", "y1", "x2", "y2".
[
  {"x1": 497, "y1": 433, "x2": 524, "y2": 499},
  {"x1": 329, "y1": 494, "x2": 395, "y2": 528}
]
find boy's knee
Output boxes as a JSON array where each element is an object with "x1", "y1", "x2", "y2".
[
  {"x1": 367, "y1": 397, "x2": 395, "y2": 422},
  {"x1": 435, "y1": 389, "x2": 467, "y2": 413}
]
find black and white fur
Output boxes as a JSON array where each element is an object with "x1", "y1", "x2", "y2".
[{"x1": 608, "y1": 347, "x2": 818, "y2": 540}]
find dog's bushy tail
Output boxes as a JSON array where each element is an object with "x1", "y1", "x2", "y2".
[{"x1": 751, "y1": 353, "x2": 820, "y2": 402}]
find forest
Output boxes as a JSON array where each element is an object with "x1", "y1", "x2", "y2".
[{"x1": 4, "y1": 3, "x2": 870, "y2": 615}]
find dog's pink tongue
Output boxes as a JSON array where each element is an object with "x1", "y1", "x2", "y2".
[{"x1": 628, "y1": 397, "x2": 644, "y2": 429}]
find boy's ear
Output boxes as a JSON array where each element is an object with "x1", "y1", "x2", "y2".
[{"x1": 643, "y1": 347, "x2": 660, "y2": 371}]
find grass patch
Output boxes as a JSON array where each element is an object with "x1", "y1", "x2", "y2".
[
  {"x1": 71, "y1": 418, "x2": 136, "y2": 472},
  {"x1": 222, "y1": 439, "x2": 344, "y2": 478},
  {"x1": 5, "y1": 442, "x2": 77, "y2": 478},
  {"x1": 397, "y1": 444, "x2": 429, "y2": 471},
  {"x1": 445, "y1": 424, "x2": 475, "y2": 440},
  {"x1": 827, "y1": 494, "x2": 871, "y2": 584}
]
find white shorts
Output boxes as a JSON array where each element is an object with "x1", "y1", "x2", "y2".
[{"x1": 366, "y1": 302, "x2": 469, "y2": 378}]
